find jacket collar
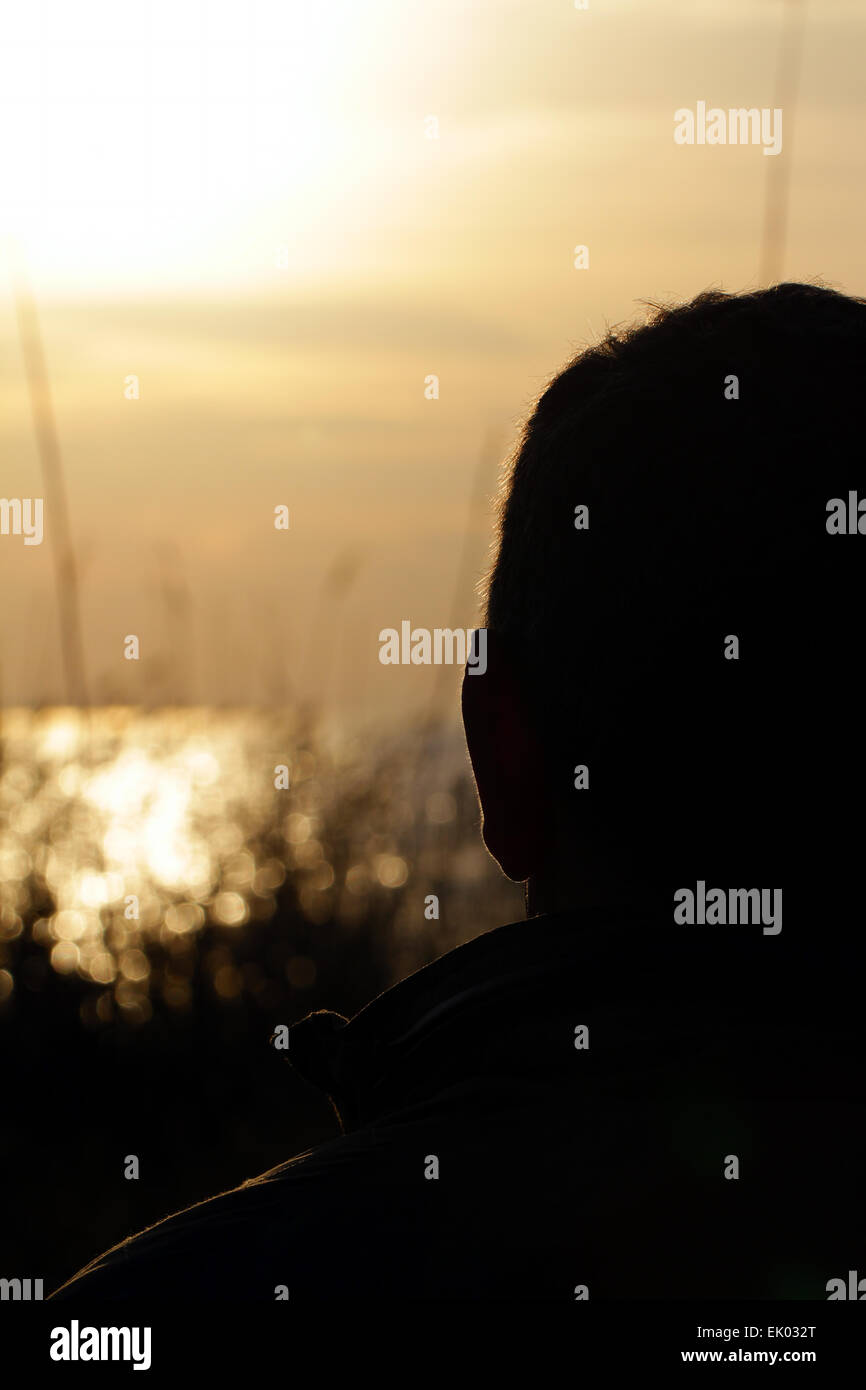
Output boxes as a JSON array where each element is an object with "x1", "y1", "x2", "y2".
[
  {"x1": 287, "y1": 914, "x2": 842, "y2": 1129},
  {"x1": 287, "y1": 909, "x2": 650, "y2": 1130}
]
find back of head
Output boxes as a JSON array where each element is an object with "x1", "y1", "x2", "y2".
[{"x1": 484, "y1": 283, "x2": 866, "y2": 932}]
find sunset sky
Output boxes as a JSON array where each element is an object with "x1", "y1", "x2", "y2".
[{"x1": 1, "y1": 0, "x2": 864, "y2": 720}]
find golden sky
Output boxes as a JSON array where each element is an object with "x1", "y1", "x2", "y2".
[{"x1": 1, "y1": 0, "x2": 864, "y2": 719}]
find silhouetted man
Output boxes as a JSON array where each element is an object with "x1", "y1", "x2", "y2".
[{"x1": 53, "y1": 283, "x2": 866, "y2": 1300}]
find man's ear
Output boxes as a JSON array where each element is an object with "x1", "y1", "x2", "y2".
[{"x1": 461, "y1": 630, "x2": 550, "y2": 882}]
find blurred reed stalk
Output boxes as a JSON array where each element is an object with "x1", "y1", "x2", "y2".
[
  {"x1": 759, "y1": 0, "x2": 808, "y2": 285},
  {"x1": 156, "y1": 543, "x2": 195, "y2": 705},
  {"x1": 303, "y1": 549, "x2": 363, "y2": 722},
  {"x1": 11, "y1": 253, "x2": 89, "y2": 708}
]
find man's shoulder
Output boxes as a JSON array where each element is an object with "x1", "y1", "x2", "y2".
[{"x1": 50, "y1": 1134, "x2": 390, "y2": 1302}]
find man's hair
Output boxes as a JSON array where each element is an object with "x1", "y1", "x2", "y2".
[{"x1": 484, "y1": 283, "x2": 866, "y2": 910}]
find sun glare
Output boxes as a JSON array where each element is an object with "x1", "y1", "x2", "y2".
[{"x1": 0, "y1": 0, "x2": 388, "y2": 293}]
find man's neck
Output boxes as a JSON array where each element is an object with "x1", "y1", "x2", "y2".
[{"x1": 526, "y1": 864, "x2": 650, "y2": 919}]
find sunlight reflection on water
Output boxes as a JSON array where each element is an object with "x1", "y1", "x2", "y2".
[
  {"x1": 1, "y1": 709, "x2": 300, "y2": 1011},
  {"x1": 0, "y1": 707, "x2": 514, "y2": 1024}
]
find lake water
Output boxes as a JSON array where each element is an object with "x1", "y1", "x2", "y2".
[{"x1": 0, "y1": 707, "x2": 519, "y2": 1021}]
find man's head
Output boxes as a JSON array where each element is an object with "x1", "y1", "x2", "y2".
[{"x1": 463, "y1": 283, "x2": 866, "y2": 924}]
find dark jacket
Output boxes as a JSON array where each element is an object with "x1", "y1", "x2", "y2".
[{"x1": 51, "y1": 911, "x2": 865, "y2": 1300}]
